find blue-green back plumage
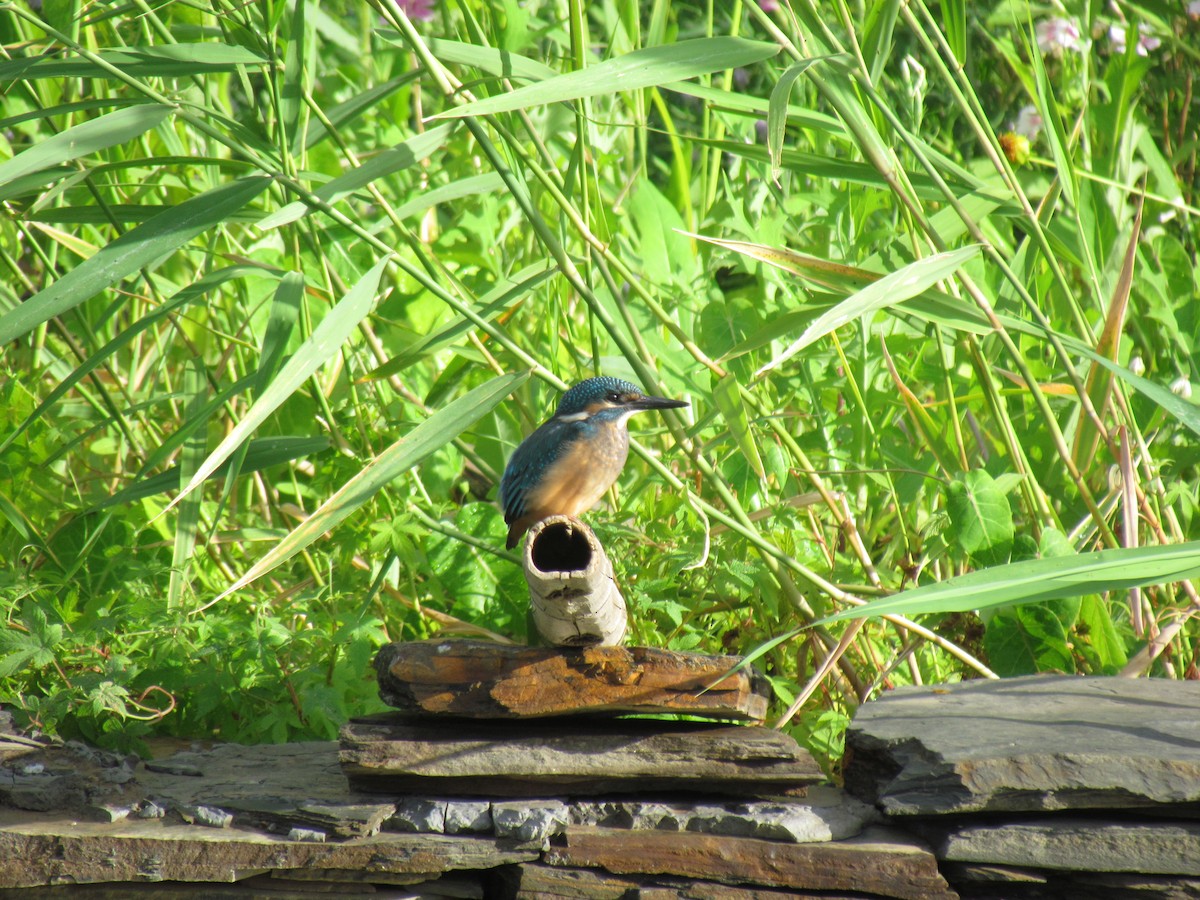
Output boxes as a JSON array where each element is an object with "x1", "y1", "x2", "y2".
[{"x1": 498, "y1": 376, "x2": 687, "y2": 549}]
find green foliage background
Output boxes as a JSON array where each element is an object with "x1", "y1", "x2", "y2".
[{"x1": 1, "y1": 0, "x2": 1198, "y2": 766}]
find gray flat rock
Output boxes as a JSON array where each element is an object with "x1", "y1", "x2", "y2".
[
  {"x1": 923, "y1": 816, "x2": 1200, "y2": 875},
  {"x1": 844, "y1": 675, "x2": 1200, "y2": 815},
  {"x1": 0, "y1": 808, "x2": 537, "y2": 889},
  {"x1": 570, "y1": 785, "x2": 879, "y2": 842},
  {"x1": 340, "y1": 715, "x2": 820, "y2": 797},
  {"x1": 139, "y1": 741, "x2": 397, "y2": 838}
]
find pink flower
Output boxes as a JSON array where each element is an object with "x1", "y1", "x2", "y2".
[
  {"x1": 394, "y1": 0, "x2": 435, "y2": 21},
  {"x1": 760, "y1": 0, "x2": 780, "y2": 11},
  {"x1": 1036, "y1": 17, "x2": 1083, "y2": 54},
  {"x1": 1013, "y1": 105, "x2": 1043, "y2": 141},
  {"x1": 1189, "y1": 0, "x2": 1200, "y2": 20},
  {"x1": 1109, "y1": 23, "x2": 1161, "y2": 55}
]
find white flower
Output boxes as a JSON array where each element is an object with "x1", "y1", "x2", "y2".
[
  {"x1": 1129, "y1": 356, "x2": 1145, "y2": 376},
  {"x1": 1036, "y1": 17, "x2": 1083, "y2": 54},
  {"x1": 1109, "y1": 23, "x2": 1161, "y2": 56},
  {"x1": 1189, "y1": 0, "x2": 1200, "y2": 20},
  {"x1": 900, "y1": 55, "x2": 927, "y2": 98},
  {"x1": 1013, "y1": 105, "x2": 1044, "y2": 140},
  {"x1": 1170, "y1": 376, "x2": 1193, "y2": 399}
]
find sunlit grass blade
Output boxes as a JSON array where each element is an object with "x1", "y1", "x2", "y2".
[
  {"x1": 0, "y1": 45, "x2": 269, "y2": 80},
  {"x1": 680, "y1": 230, "x2": 878, "y2": 291},
  {"x1": 755, "y1": 245, "x2": 982, "y2": 379},
  {"x1": 259, "y1": 123, "x2": 458, "y2": 229},
  {"x1": 391, "y1": 172, "x2": 505, "y2": 221},
  {"x1": 768, "y1": 60, "x2": 826, "y2": 181},
  {"x1": 164, "y1": 257, "x2": 389, "y2": 514},
  {"x1": 359, "y1": 262, "x2": 556, "y2": 383},
  {"x1": 1072, "y1": 196, "x2": 1141, "y2": 470},
  {"x1": 819, "y1": 541, "x2": 1200, "y2": 624},
  {"x1": 96, "y1": 437, "x2": 332, "y2": 510},
  {"x1": 713, "y1": 374, "x2": 764, "y2": 479},
  {"x1": 422, "y1": 37, "x2": 557, "y2": 82},
  {"x1": 0, "y1": 177, "x2": 270, "y2": 346},
  {"x1": 205, "y1": 371, "x2": 529, "y2": 605},
  {"x1": 168, "y1": 362, "x2": 207, "y2": 609},
  {"x1": 430, "y1": 37, "x2": 780, "y2": 119},
  {"x1": 0, "y1": 105, "x2": 171, "y2": 186},
  {"x1": 0, "y1": 266, "x2": 263, "y2": 455}
]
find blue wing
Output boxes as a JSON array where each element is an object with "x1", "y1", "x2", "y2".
[{"x1": 498, "y1": 416, "x2": 586, "y2": 526}]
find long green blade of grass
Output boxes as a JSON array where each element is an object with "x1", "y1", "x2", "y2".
[
  {"x1": 163, "y1": 257, "x2": 389, "y2": 513},
  {"x1": 0, "y1": 105, "x2": 172, "y2": 186},
  {"x1": 206, "y1": 370, "x2": 529, "y2": 604},
  {"x1": 431, "y1": 37, "x2": 780, "y2": 119},
  {"x1": 0, "y1": 177, "x2": 270, "y2": 346},
  {"x1": 820, "y1": 541, "x2": 1200, "y2": 624}
]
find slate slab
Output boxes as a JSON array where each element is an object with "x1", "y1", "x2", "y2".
[
  {"x1": 139, "y1": 741, "x2": 397, "y2": 838},
  {"x1": 340, "y1": 715, "x2": 821, "y2": 797},
  {"x1": 569, "y1": 785, "x2": 879, "y2": 842},
  {"x1": 0, "y1": 808, "x2": 537, "y2": 889},
  {"x1": 844, "y1": 675, "x2": 1200, "y2": 815},
  {"x1": 921, "y1": 816, "x2": 1200, "y2": 876},
  {"x1": 544, "y1": 825, "x2": 957, "y2": 900},
  {"x1": 375, "y1": 640, "x2": 771, "y2": 722},
  {"x1": 503, "y1": 862, "x2": 890, "y2": 899}
]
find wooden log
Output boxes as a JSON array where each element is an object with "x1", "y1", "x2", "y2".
[
  {"x1": 374, "y1": 640, "x2": 771, "y2": 723},
  {"x1": 524, "y1": 515, "x2": 627, "y2": 647},
  {"x1": 339, "y1": 716, "x2": 822, "y2": 798}
]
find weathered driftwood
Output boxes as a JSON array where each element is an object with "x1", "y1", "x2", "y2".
[
  {"x1": 523, "y1": 514, "x2": 628, "y2": 646},
  {"x1": 544, "y1": 825, "x2": 958, "y2": 900},
  {"x1": 374, "y1": 639, "x2": 771, "y2": 722},
  {"x1": 339, "y1": 715, "x2": 822, "y2": 797}
]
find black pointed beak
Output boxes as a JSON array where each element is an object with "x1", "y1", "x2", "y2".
[{"x1": 630, "y1": 394, "x2": 689, "y2": 412}]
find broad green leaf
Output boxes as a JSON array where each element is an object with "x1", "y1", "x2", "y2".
[
  {"x1": 432, "y1": 37, "x2": 780, "y2": 119},
  {"x1": 1077, "y1": 595, "x2": 1129, "y2": 671},
  {"x1": 984, "y1": 603, "x2": 1075, "y2": 676},
  {"x1": 164, "y1": 258, "x2": 389, "y2": 514},
  {"x1": 0, "y1": 105, "x2": 172, "y2": 187},
  {"x1": 947, "y1": 470, "x2": 1014, "y2": 566},
  {"x1": 0, "y1": 177, "x2": 270, "y2": 346},
  {"x1": 819, "y1": 541, "x2": 1200, "y2": 624},
  {"x1": 208, "y1": 371, "x2": 529, "y2": 603},
  {"x1": 96, "y1": 437, "x2": 331, "y2": 510},
  {"x1": 259, "y1": 123, "x2": 457, "y2": 229},
  {"x1": 755, "y1": 245, "x2": 981, "y2": 378}
]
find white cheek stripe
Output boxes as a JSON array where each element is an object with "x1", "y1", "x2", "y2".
[{"x1": 557, "y1": 411, "x2": 591, "y2": 423}]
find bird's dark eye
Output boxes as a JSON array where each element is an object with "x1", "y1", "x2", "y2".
[{"x1": 606, "y1": 391, "x2": 621, "y2": 402}]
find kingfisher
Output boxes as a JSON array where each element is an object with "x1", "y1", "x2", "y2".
[{"x1": 498, "y1": 376, "x2": 688, "y2": 549}]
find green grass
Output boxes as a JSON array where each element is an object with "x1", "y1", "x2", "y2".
[{"x1": 1, "y1": 0, "x2": 1197, "y2": 767}]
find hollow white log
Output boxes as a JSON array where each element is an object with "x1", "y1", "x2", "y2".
[{"x1": 522, "y1": 515, "x2": 627, "y2": 647}]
